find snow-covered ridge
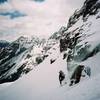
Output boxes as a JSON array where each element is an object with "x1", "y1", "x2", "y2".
[
  {"x1": 67, "y1": 0, "x2": 100, "y2": 28},
  {"x1": 0, "y1": 35, "x2": 47, "y2": 84},
  {"x1": 0, "y1": 25, "x2": 67, "y2": 84},
  {"x1": 59, "y1": 0, "x2": 100, "y2": 84}
]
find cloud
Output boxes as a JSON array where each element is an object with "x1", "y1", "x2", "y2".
[
  {"x1": 0, "y1": 0, "x2": 84, "y2": 41},
  {"x1": 0, "y1": 0, "x2": 7, "y2": 4},
  {"x1": 33, "y1": 0, "x2": 45, "y2": 2},
  {"x1": 0, "y1": 10, "x2": 27, "y2": 19}
]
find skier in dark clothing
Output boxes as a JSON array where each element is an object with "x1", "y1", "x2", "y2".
[{"x1": 59, "y1": 70, "x2": 65, "y2": 85}]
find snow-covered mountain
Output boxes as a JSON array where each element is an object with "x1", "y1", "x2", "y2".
[
  {"x1": 0, "y1": 27, "x2": 66, "y2": 84},
  {"x1": 0, "y1": 0, "x2": 100, "y2": 100},
  {"x1": 0, "y1": 36, "x2": 47, "y2": 84},
  {"x1": 0, "y1": 40, "x2": 10, "y2": 48}
]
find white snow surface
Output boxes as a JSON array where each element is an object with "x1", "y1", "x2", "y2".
[{"x1": 0, "y1": 46, "x2": 100, "y2": 100}]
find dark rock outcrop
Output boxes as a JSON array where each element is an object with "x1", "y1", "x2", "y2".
[
  {"x1": 69, "y1": 65, "x2": 84, "y2": 86},
  {"x1": 67, "y1": 0, "x2": 100, "y2": 28}
]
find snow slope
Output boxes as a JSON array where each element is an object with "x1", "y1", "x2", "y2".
[
  {"x1": 0, "y1": 46, "x2": 100, "y2": 100},
  {"x1": 0, "y1": 44, "x2": 68, "y2": 100},
  {"x1": 0, "y1": 36, "x2": 47, "y2": 84}
]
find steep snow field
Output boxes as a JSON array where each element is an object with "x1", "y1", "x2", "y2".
[
  {"x1": 0, "y1": 44, "x2": 100, "y2": 100},
  {"x1": 0, "y1": 45, "x2": 68, "y2": 100}
]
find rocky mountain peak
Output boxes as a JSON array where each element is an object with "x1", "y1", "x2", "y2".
[{"x1": 67, "y1": 0, "x2": 100, "y2": 28}]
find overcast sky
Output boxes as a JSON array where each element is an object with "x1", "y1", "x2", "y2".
[{"x1": 0, "y1": 0, "x2": 85, "y2": 41}]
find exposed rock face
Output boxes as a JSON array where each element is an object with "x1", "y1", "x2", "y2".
[
  {"x1": 82, "y1": 0, "x2": 99, "y2": 18},
  {"x1": 60, "y1": 0, "x2": 100, "y2": 85},
  {"x1": 0, "y1": 26, "x2": 68, "y2": 84},
  {"x1": 70, "y1": 65, "x2": 84, "y2": 86},
  {"x1": 50, "y1": 59, "x2": 56, "y2": 64},
  {"x1": 67, "y1": 0, "x2": 100, "y2": 28},
  {"x1": 0, "y1": 62, "x2": 28, "y2": 83},
  {"x1": 0, "y1": 36, "x2": 46, "y2": 84}
]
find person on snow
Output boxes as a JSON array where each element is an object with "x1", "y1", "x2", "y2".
[{"x1": 59, "y1": 70, "x2": 65, "y2": 86}]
